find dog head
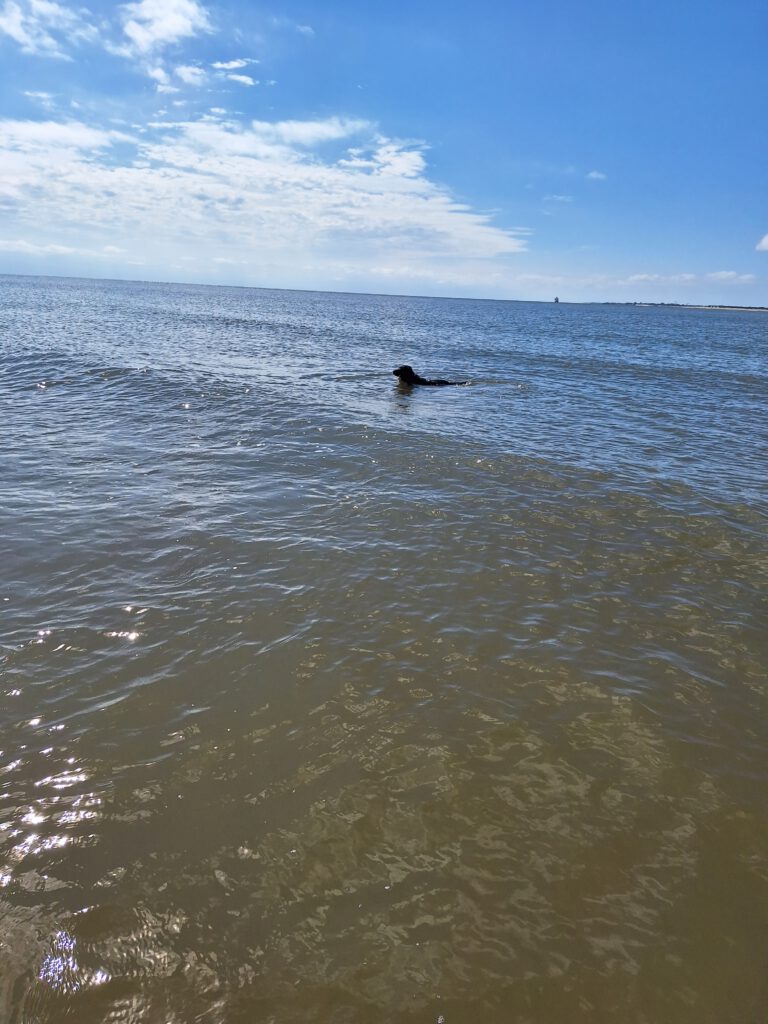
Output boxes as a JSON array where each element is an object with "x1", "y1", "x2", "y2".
[{"x1": 392, "y1": 365, "x2": 419, "y2": 385}]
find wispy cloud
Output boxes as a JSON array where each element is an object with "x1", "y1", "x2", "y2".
[
  {"x1": 0, "y1": 118, "x2": 132, "y2": 151},
  {"x1": 118, "y1": 0, "x2": 211, "y2": 56},
  {"x1": 340, "y1": 140, "x2": 426, "y2": 177},
  {"x1": 23, "y1": 90, "x2": 56, "y2": 108},
  {"x1": 227, "y1": 73, "x2": 256, "y2": 86},
  {"x1": 0, "y1": 0, "x2": 99, "y2": 58},
  {"x1": 586, "y1": 169, "x2": 607, "y2": 180},
  {"x1": 249, "y1": 117, "x2": 370, "y2": 146},
  {"x1": 543, "y1": 194, "x2": 573, "y2": 202},
  {"x1": 0, "y1": 0, "x2": 215, "y2": 82},
  {"x1": 618, "y1": 271, "x2": 756, "y2": 287},
  {"x1": 756, "y1": 234, "x2": 768, "y2": 252},
  {"x1": 270, "y1": 16, "x2": 314, "y2": 37},
  {"x1": 706, "y1": 270, "x2": 756, "y2": 283},
  {"x1": 0, "y1": 237, "x2": 134, "y2": 259},
  {"x1": 0, "y1": 238, "x2": 79, "y2": 254},
  {"x1": 175, "y1": 63, "x2": 206, "y2": 85},
  {"x1": 211, "y1": 57, "x2": 258, "y2": 70}
]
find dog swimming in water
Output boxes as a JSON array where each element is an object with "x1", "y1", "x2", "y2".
[{"x1": 392, "y1": 365, "x2": 468, "y2": 387}]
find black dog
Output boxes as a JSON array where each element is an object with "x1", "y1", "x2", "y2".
[{"x1": 392, "y1": 365, "x2": 467, "y2": 387}]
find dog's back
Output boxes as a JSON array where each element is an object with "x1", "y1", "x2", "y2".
[{"x1": 392, "y1": 365, "x2": 467, "y2": 386}]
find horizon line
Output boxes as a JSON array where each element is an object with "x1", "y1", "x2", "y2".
[{"x1": 1, "y1": 271, "x2": 766, "y2": 311}]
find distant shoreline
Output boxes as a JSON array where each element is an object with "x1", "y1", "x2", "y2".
[
  {"x1": 602, "y1": 302, "x2": 768, "y2": 313},
  {"x1": 689, "y1": 306, "x2": 768, "y2": 313}
]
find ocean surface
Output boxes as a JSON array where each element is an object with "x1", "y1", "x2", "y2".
[{"x1": 1, "y1": 274, "x2": 766, "y2": 1024}]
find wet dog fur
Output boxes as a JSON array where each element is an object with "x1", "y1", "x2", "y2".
[{"x1": 392, "y1": 365, "x2": 467, "y2": 387}]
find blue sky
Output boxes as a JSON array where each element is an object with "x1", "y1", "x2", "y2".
[{"x1": 1, "y1": 0, "x2": 766, "y2": 302}]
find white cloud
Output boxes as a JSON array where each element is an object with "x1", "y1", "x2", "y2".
[
  {"x1": 23, "y1": 90, "x2": 55, "y2": 107},
  {"x1": 0, "y1": 0, "x2": 98, "y2": 57},
  {"x1": 119, "y1": 0, "x2": 211, "y2": 56},
  {"x1": 0, "y1": 238, "x2": 77, "y2": 254},
  {"x1": 211, "y1": 58, "x2": 258, "y2": 70},
  {"x1": 0, "y1": 236, "x2": 136, "y2": 259},
  {"x1": 377, "y1": 144, "x2": 425, "y2": 177},
  {"x1": 617, "y1": 270, "x2": 759, "y2": 288},
  {"x1": 175, "y1": 63, "x2": 206, "y2": 85},
  {"x1": 227, "y1": 73, "x2": 256, "y2": 86},
  {"x1": 543, "y1": 194, "x2": 573, "y2": 202},
  {"x1": 0, "y1": 115, "x2": 526, "y2": 289},
  {"x1": 586, "y1": 170, "x2": 607, "y2": 180},
  {"x1": 249, "y1": 117, "x2": 370, "y2": 146},
  {"x1": 707, "y1": 271, "x2": 756, "y2": 283},
  {"x1": 0, "y1": 118, "x2": 132, "y2": 151},
  {"x1": 756, "y1": 234, "x2": 768, "y2": 252}
]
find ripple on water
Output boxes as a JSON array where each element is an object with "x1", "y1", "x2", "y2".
[{"x1": 1, "y1": 278, "x2": 767, "y2": 1022}]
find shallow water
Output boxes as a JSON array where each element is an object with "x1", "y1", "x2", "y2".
[{"x1": 1, "y1": 275, "x2": 767, "y2": 1023}]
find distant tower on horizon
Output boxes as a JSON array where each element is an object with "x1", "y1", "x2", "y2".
[{"x1": 554, "y1": 296, "x2": 560, "y2": 303}]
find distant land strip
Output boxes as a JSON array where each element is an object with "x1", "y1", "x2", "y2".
[{"x1": 600, "y1": 302, "x2": 768, "y2": 312}]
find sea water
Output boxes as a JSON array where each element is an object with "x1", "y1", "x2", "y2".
[{"x1": 1, "y1": 275, "x2": 766, "y2": 1022}]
